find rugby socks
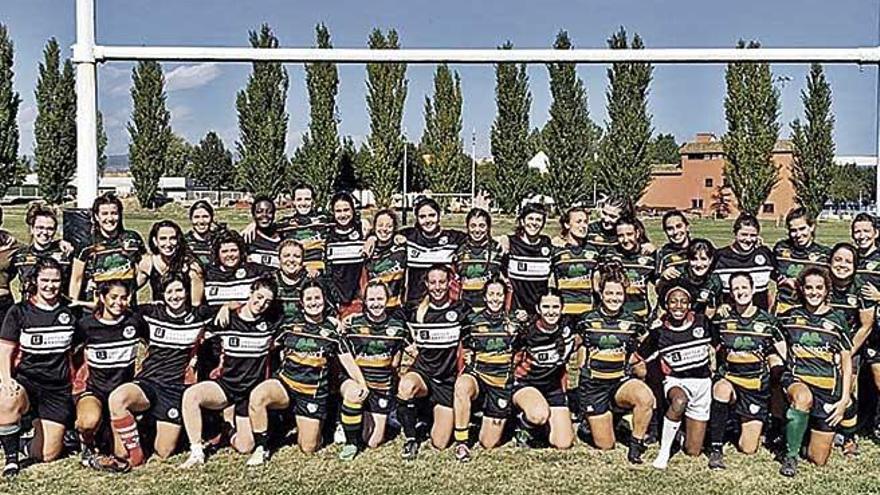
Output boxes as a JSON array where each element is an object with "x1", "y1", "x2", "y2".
[
  {"x1": 340, "y1": 400, "x2": 364, "y2": 446},
  {"x1": 454, "y1": 427, "x2": 469, "y2": 445},
  {"x1": 653, "y1": 417, "x2": 681, "y2": 469},
  {"x1": 0, "y1": 424, "x2": 20, "y2": 469},
  {"x1": 398, "y1": 399, "x2": 418, "y2": 440},
  {"x1": 111, "y1": 414, "x2": 145, "y2": 466},
  {"x1": 709, "y1": 399, "x2": 729, "y2": 451},
  {"x1": 253, "y1": 431, "x2": 269, "y2": 450},
  {"x1": 518, "y1": 412, "x2": 542, "y2": 431},
  {"x1": 784, "y1": 408, "x2": 809, "y2": 460}
]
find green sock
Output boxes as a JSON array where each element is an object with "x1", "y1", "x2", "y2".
[{"x1": 785, "y1": 408, "x2": 809, "y2": 459}]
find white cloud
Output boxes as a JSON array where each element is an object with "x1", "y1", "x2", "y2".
[
  {"x1": 165, "y1": 63, "x2": 222, "y2": 92},
  {"x1": 170, "y1": 104, "x2": 193, "y2": 123}
]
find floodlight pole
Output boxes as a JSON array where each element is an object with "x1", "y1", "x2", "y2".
[{"x1": 73, "y1": 0, "x2": 98, "y2": 208}]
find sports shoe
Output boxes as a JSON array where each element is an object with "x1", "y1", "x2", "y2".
[
  {"x1": 454, "y1": 443, "x2": 471, "y2": 463},
  {"x1": 2, "y1": 462, "x2": 19, "y2": 478},
  {"x1": 708, "y1": 449, "x2": 725, "y2": 470},
  {"x1": 833, "y1": 433, "x2": 845, "y2": 448},
  {"x1": 779, "y1": 456, "x2": 797, "y2": 477},
  {"x1": 514, "y1": 428, "x2": 533, "y2": 448},
  {"x1": 401, "y1": 439, "x2": 420, "y2": 461},
  {"x1": 80, "y1": 448, "x2": 96, "y2": 468},
  {"x1": 246, "y1": 446, "x2": 270, "y2": 467},
  {"x1": 842, "y1": 438, "x2": 860, "y2": 458},
  {"x1": 179, "y1": 449, "x2": 205, "y2": 469},
  {"x1": 339, "y1": 444, "x2": 358, "y2": 462},
  {"x1": 626, "y1": 438, "x2": 646, "y2": 465},
  {"x1": 652, "y1": 453, "x2": 669, "y2": 470},
  {"x1": 87, "y1": 454, "x2": 131, "y2": 474}
]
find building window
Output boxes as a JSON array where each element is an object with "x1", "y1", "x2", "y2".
[
  {"x1": 690, "y1": 153, "x2": 705, "y2": 160},
  {"x1": 762, "y1": 203, "x2": 775, "y2": 214},
  {"x1": 704, "y1": 178, "x2": 714, "y2": 188},
  {"x1": 691, "y1": 198, "x2": 704, "y2": 210}
]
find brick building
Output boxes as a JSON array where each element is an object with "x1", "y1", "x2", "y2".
[{"x1": 639, "y1": 133, "x2": 796, "y2": 219}]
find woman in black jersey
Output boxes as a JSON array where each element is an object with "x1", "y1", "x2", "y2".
[
  {"x1": 324, "y1": 192, "x2": 369, "y2": 308},
  {"x1": 398, "y1": 264, "x2": 473, "y2": 460},
  {"x1": 245, "y1": 195, "x2": 283, "y2": 270},
  {"x1": 74, "y1": 279, "x2": 148, "y2": 472},
  {"x1": 246, "y1": 281, "x2": 367, "y2": 465},
  {"x1": 10, "y1": 204, "x2": 73, "y2": 297},
  {"x1": 184, "y1": 200, "x2": 224, "y2": 268},
  {"x1": 502, "y1": 203, "x2": 552, "y2": 315},
  {"x1": 179, "y1": 277, "x2": 278, "y2": 468},
  {"x1": 640, "y1": 285, "x2": 713, "y2": 470},
  {"x1": 0, "y1": 258, "x2": 76, "y2": 476},
  {"x1": 69, "y1": 193, "x2": 146, "y2": 306},
  {"x1": 511, "y1": 288, "x2": 577, "y2": 450},
  {"x1": 363, "y1": 209, "x2": 407, "y2": 309},
  {"x1": 399, "y1": 197, "x2": 467, "y2": 304},
  {"x1": 107, "y1": 273, "x2": 217, "y2": 466},
  {"x1": 577, "y1": 264, "x2": 654, "y2": 464},
  {"x1": 138, "y1": 220, "x2": 204, "y2": 305},
  {"x1": 203, "y1": 229, "x2": 272, "y2": 308},
  {"x1": 453, "y1": 208, "x2": 503, "y2": 310}
]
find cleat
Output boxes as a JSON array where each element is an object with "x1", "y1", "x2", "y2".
[
  {"x1": 514, "y1": 429, "x2": 533, "y2": 448},
  {"x1": 333, "y1": 424, "x2": 346, "y2": 445},
  {"x1": 779, "y1": 456, "x2": 797, "y2": 477},
  {"x1": 842, "y1": 438, "x2": 860, "y2": 458},
  {"x1": 627, "y1": 438, "x2": 646, "y2": 465},
  {"x1": 339, "y1": 444, "x2": 358, "y2": 461},
  {"x1": 708, "y1": 450, "x2": 725, "y2": 470},
  {"x1": 179, "y1": 450, "x2": 205, "y2": 469},
  {"x1": 454, "y1": 443, "x2": 471, "y2": 463},
  {"x1": 2, "y1": 462, "x2": 19, "y2": 478},
  {"x1": 401, "y1": 439, "x2": 420, "y2": 461},
  {"x1": 87, "y1": 454, "x2": 131, "y2": 474},
  {"x1": 246, "y1": 446, "x2": 270, "y2": 467}
]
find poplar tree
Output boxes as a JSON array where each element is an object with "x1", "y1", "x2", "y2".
[
  {"x1": 190, "y1": 130, "x2": 233, "y2": 197},
  {"x1": 0, "y1": 24, "x2": 21, "y2": 198},
  {"x1": 790, "y1": 63, "x2": 835, "y2": 218},
  {"x1": 421, "y1": 64, "x2": 467, "y2": 194},
  {"x1": 128, "y1": 60, "x2": 171, "y2": 208}
]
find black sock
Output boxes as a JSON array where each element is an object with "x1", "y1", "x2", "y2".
[
  {"x1": 518, "y1": 412, "x2": 541, "y2": 431},
  {"x1": 398, "y1": 399, "x2": 418, "y2": 440},
  {"x1": 709, "y1": 399, "x2": 729, "y2": 450},
  {"x1": 0, "y1": 426, "x2": 20, "y2": 466},
  {"x1": 253, "y1": 431, "x2": 269, "y2": 450}
]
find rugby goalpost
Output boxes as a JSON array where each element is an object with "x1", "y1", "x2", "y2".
[{"x1": 73, "y1": 0, "x2": 880, "y2": 211}]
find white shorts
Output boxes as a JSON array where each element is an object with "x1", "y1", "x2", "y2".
[{"x1": 664, "y1": 376, "x2": 711, "y2": 422}]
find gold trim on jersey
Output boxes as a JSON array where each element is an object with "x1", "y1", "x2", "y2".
[
  {"x1": 726, "y1": 374, "x2": 762, "y2": 391},
  {"x1": 280, "y1": 374, "x2": 318, "y2": 396}
]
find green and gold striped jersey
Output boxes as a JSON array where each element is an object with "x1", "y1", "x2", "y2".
[
  {"x1": 453, "y1": 240, "x2": 503, "y2": 310},
  {"x1": 551, "y1": 241, "x2": 601, "y2": 316},
  {"x1": 341, "y1": 312, "x2": 408, "y2": 392},
  {"x1": 577, "y1": 309, "x2": 646, "y2": 382},
  {"x1": 829, "y1": 277, "x2": 873, "y2": 337},
  {"x1": 603, "y1": 247, "x2": 655, "y2": 318},
  {"x1": 655, "y1": 242, "x2": 689, "y2": 279},
  {"x1": 779, "y1": 307, "x2": 851, "y2": 393},
  {"x1": 773, "y1": 239, "x2": 829, "y2": 310},
  {"x1": 277, "y1": 317, "x2": 352, "y2": 399},
  {"x1": 711, "y1": 308, "x2": 783, "y2": 391},
  {"x1": 463, "y1": 309, "x2": 521, "y2": 389}
]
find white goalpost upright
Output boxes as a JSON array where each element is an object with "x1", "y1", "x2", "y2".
[{"x1": 73, "y1": 0, "x2": 880, "y2": 210}]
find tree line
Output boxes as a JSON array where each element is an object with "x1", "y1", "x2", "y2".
[{"x1": 0, "y1": 22, "x2": 864, "y2": 215}]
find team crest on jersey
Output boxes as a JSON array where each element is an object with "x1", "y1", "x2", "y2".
[
  {"x1": 123, "y1": 326, "x2": 137, "y2": 338},
  {"x1": 619, "y1": 321, "x2": 630, "y2": 331},
  {"x1": 439, "y1": 236, "x2": 449, "y2": 246},
  {"x1": 320, "y1": 328, "x2": 332, "y2": 338},
  {"x1": 755, "y1": 254, "x2": 766, "y2": 265},
  {"x1": 349, "y1": 231, "x2": 360, "y2": 241},
  {"x1": 749, "y1": 404, "x2": 760, "y2": 415},
  {"x1": 235, "y1": 268, "x2": 246, "y2": 279},
  {"x1": 257, "y1": 322, "x2": 268, "y2": 331},
  {"x1": 497, "y1": 398, "x2": 508, "y2": 409},
  {"x1": 445, "y1": 311, "x2": 458, "y2": 322},
  {"x1": 754, "y1": 322, "x2": 766, "y2": 333},
  {"x1": 541, "y1": 247, "x2": 550, "y2": 256},
  {"x1": 699, "y1": 290, "x2": 710, "y2": 300},
  {"x1": 307, "y1": 402, "x2": 319, "y2": 414},
  {"x1": 809, "y1": 253, "x2": 820, "y2": 262},
  {"x1": 58, "y1": 312, "x2": 71, "y2": 325},
  {"x1": 638, "y1": 256, "x2": 651, "y2": 266},
  {"x1": 185, "y1": 314, "x2": 195, "y2": 323},
  {"x1": 822, "y1": 321, "x2": 835, "y2": 331},
  {"x1": 692, "y1": 326, "x2": 705, "y2": 338},
  {"x1": 386, "y1": 327, "x2": 399, "y2": 337},
  {"x1": 378, "y1": 398, "x2": 388, "y2": 408},
  {"x1": 168, "y1": 408, "x2": 180, "y2": 420},
  {"x1": 848, "y1": 295, "x2": 858, "y2": 306}
]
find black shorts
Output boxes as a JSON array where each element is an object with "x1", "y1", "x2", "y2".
[
  {"x1": 214, "y1": 379, "x2": 254, "y2": 417},
  {"x1": 728, "y1": 381, "x2": 769, "y2": 422},
  {"x1": 781, "y1": 373, "x2": 841, "y2": 433},
  {"x1": 365, "y1": 390, "x2": 395, "y2": 416},
  {"x1": 16, "y1": 374, "x2": 73, "y2": 426},
  {"x1": 134, "y1": 378, "x2": 185, "y2": 425},
  {"x1": 278, "y1": 377, "x2": 327, "y2": 421},
  {"x1": 466, "y1": 372, "x2": 512, "y2": 420},
  {"x1": 412, "y1": 369, "x2": 455, "y2": 409},
  {"x1": 512, "y1": 381, "x2": 568, "y2": 408},
  {"x1": 578, "y1": 378, "x2": 628, "y2": 417}
]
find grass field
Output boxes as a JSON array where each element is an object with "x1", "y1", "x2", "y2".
[{"x1": 0, "y1": 203, "x2": 872, "y2": 495}]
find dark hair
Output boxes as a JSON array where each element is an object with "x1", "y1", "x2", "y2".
[
  {"x1": 362, "y1": 279, "x2": 391, "y2": 300},
  {"x1": 424, "y1": 263, "x2": 453, "y2": 282},
  {"x1": 662, "y1": 210, "x2": 689, "y2": 230},
  {"x1": 413, "y1": 196, "x2": 441, "y2": 223},
  {"x1": 26, "y1": 257, "x2": 64, "y2": 296},
  {"x1": 728, "y1": 271, "x2": 754, "y2": 289},
  {"x1": 94, "y1": 279, "x2": 132, "y2": 317},
  {"x1": 91, "y1": 193, "x2": 125, "y2": 237},
  {"x1": 536, "y1": 287, "x2": 565, "y2": 311},
  {"x1": 829, "y1": 242, "x2": 859, "y2": 281},
  {"x1": 785, "y1": 206, "x2": 813, "y2": 228},
  {"x1": 615, "y1": 215, "x2": 647, "y2": 247},
  {"x1": 466, "y1": 208, "x2": 492, "y2": 234},
  {"x1": 211, "y1": 229, "x2": 246, "y2": 268},
  {"x1": 687, "y1": 238, "x2": 716, "y2": 262},
  {"x1": 661, "y1": 283, "x2": 692, "y2": 308},
  {"x1": 482, "y1": 274, "x2": 509, "y2": 300},
  {"x1": 516, "y1": 203, "x2": 547, "y2": 237},
  {"x1": 25, "y1": 203, "x2": 58, "y2": 229},
  {"x1": 797, "y1": 266, "x2": 832, "y2": 304},
  {"x1": 733, "y1": 212, "x2": 760, "y2": 234},
  {"x1": 373, "y1": 208, "x2": 399, "y2": 233},
  {"x1": 189, "y1": 200, "x2": 214, "y2": 220},
  {"x1": 251, "y1": 275, "x2": 278, "y2": 297},
  {"x1": 851, "y1": 213, "x2": 876, "y2": 233},
  {"x1": 250, "y1": 195, "x2": 276, "y2": 218},
  {"x1": 158, "y1": 271, "x2": 193, "y2": 310},
  {"x1": 329, "y1": 191, "x2": 360, "y2": 228},
  {"x1": 559, "y1": 206, "x2": 590, "y2": 237},
  {"x1": 148, "y1": 220, "x2": 190, "y2": 274},
  {"x1": 597, "y1": 261, "x2": 629, "y2": 294}
]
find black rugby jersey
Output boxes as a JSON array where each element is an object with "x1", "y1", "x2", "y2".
[
  {"x1": 342, "y1": 312, "x2": 408, "y2": 392},
  {"x1": 75, "y1": 311, "x2": 147, "y2": 394},
  {"x1": 405, "y1": 300, "x2": 473, "y2": 380},
  {"x1": 773, "y1": 239, "x2": 829, "y2": 310},
  {"x1": 452, "y1": 240, "x2": 503, "y2": 310},
  {"x1": 585, "y1": 221, "x2": 617, "y2": 253},
  {"x1": 402, "y1": 227, "x2": 467, "y2": 303},
  {"x1": 364, "y1": 241, "x2": 407, "y2": 308},
  {"x1": 857, "y1": 247, "x2": 880, "y2": 292},
  {"x1": 137, "y1": 304, "x2": 217, "y2": 384},
  {"x1": 0, "y1": 300, "x2": 78, "y2": 385},
  {"x1": 779, "y1": 307, "x2": 851, "y2": 393},
  {"x1": 11, "y1": 242, "x2": 72, "y2": 296},
  {"x1": 203, "y1": 262, "x2": 272, "y2": 306},
  {"x1": 504, "y1": 234, "x2": 553, "y2": 314},
  {"x1": 639, "y1": 313, "x2": 712, "y2": 379},
  {"x1": 207, "y1": 311, "x2": 279, "y2": 398},
  {"x1": 277, "y1": 211, "x2": 329, "y2": 271},
  {"x1": 578, "y1": 309, "x2": 646, "y2": 382},
  {"x1": 277, "y1": 317, "x2": 352, "y2": 399},
  {"x1": 463, "y1": 309, "x2": 520, "y2": 389},
  {"x1": 76, "y1": 230, "x2": 146, "y2": 302},
  {"x1": 325, "y1": 226, "x2": 366, "y2": 304},
  {"x1": 714, "y1": 245, "x2": 775, "y2": 310},
  {"x1": 603, "y1": 246, "x2": 655, "y2": 318},
  {"x1": 551, "y1": 241, "x2": 601, "y2": 316},
  {"x1": 246, "y1": 230, "x2": 282, "y2": 270},
  {"x1": 711, "y1": 308, "x2": 783, "y2": 391},
  {"x1": 513, "y1": 317, "x2": 578, "y2": 389}
]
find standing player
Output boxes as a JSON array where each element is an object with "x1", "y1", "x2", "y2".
[
  {"x1": 245, "y1": 196, "x2": 283, "y2": 271},
  {"x1": 586, "y1": 197, "x2": 626, "y2": 253},
  {"x1": 276, "y1": 183, "x2": 330, "y2": 273},
  {"x1": 551, "y1": 206, "x2": 600, "y2": 316},
  {"x1": 184, "y1": 200, "x2": 225, "y2": 268},
  {"x1": 714, "y1": 213, "x2": 776, "y2": 310},
  {"x1": 363, "y1": 209, "x2": 407, "y2": 310},
  {"x1": 324, "y1": 192, "x2": 369, "y2": 308},
  {"x1": 502, "y1": 203, "x2": 553, "y2": 314},
  {"x1": 773, "y1": 207, "x2": 829, "y2": 315},
  {"x1": 453, "y1": 208, "x2": 503, "y2": 310},
  {"x1": 604, "y1": 216, "x2": 655, "y2": 319},
  {"x1": 10, "y1": 204, "x2": 73, "y2": 296},
  {"x1": 655, "y1": 210, "x2": 692, "y2": 282},
  {"x1": 138, "y1": 220, "x2": 204, "y2": 305}
]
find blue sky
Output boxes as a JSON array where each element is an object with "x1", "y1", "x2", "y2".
[{"x1": 1, "y1": 0, "x2": 877, "y2": 157}]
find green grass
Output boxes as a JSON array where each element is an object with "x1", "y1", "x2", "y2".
[{"x1": 0, "y1": 204, "x2": 868, "y2": 495}]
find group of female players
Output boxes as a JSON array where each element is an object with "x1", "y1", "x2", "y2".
[{"x1": 0, "y1": 183, "x2": 876, "y2": 479}]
